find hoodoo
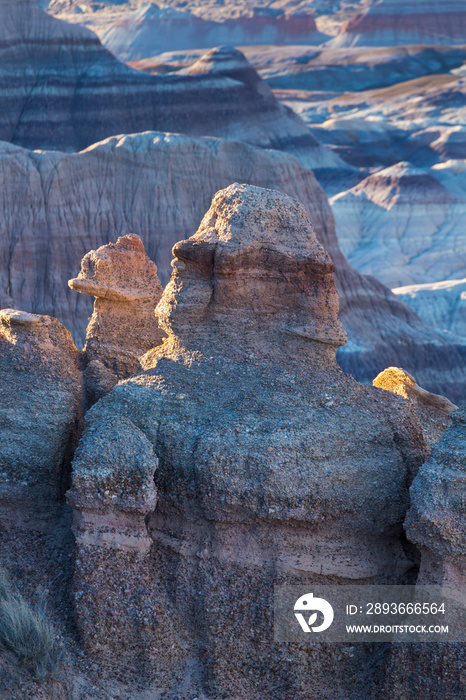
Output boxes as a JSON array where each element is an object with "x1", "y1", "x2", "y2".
[
  {"x1": 68, "y1": 184, "x2": 428, "y2": 697},
  {"x1": 69, "y1": 234, "x2": 164, "y2": 404}
]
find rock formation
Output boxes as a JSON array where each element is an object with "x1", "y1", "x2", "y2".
[
  {"x1": 330, "y1": 162, "x2": 466, "y2": 288},
  {"x1": 0, "y1": 133, "x2": 341, "y2": 346},
  {"x1": 1, "y1": 132, "x2": 465, "y2": 403},
  {"x1": 373, "y1": 366, "x2": 457, "y2": 446},
  {"x1": 405, "y1": 404, "x2": 465, "y2": 586},
  {"x1": 68, "y1": 184, "x2": 428, "y2": 697},
  {"x1": 332, "y1": 0, "x2": 466, "y2": 47},
  {"x1": 0, "y1": 309, "x2": 81, "y2": 503},
  {"x1": 0, "y1": 0, "x2": 125, "y2": 151},
  {"x1": 69, "y1": 234, "x2": 164, "y2": 404},
  {"x1": 0, "y1": 309, "x2": 81, "y2": 661},
  {"x1": 283, "y1": 65, "x2": 466, "y2": 182},
  {"x1": 180, "y1": 44, "x2": 343, "y2": 173},
  {"x1": 380, "y1": 404, "x2": 466, "y2": 699},
  {"x1": 99, "y1": 3, "x2": 326, "y2": 62},
  {"x1": 0, "y1": 0, "x2": 335, "y2": 170}
]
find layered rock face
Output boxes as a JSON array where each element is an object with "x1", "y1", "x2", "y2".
[
  {"x1": 180, "y1": 45, "x2": 341, "y2": 173},
  {"x1": 0, "y1": 0, "x2": 334, "y2": 168},
  {"x1": 226, "y1": 44, "x2": 466, "y2": 94},
  {"x1": 69, "y1": 234, "x2": 164, "y2": 404},
  {"x1": 393, "y1": 277, "x2": 466, "y2": 340},
  {"x1": 100, "y1": 3, "x2": 325, "y2": 62},
  {"x1": 330, "y1": 162, "x2": 466, "y2": 288},
  {"x1": 282, "y1": 60, "x2": 466, "y2": 179},
  {"x1": 0, "y1": 0, "x2": 135, "y2": 151},
  {"x1": 68, "y1": 184, "x2": 428, "y2": 697},
  {"x1": 333, "y1": 0, "x2": 466, "y2": 47},
  {"x1": 1, "y1": 132, "x2": 465, "y2": 402},
  {"x1": 373, "y1": 366, "x2": 457, "y2": 446}
]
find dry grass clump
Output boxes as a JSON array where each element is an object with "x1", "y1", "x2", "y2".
[{"x1": 0, "y1": 568, "x2": 60, "y2": 680}]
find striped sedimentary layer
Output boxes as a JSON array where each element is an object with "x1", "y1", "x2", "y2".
[
  {"x1": 333, "y1": 0, "x2": 466, "y2": 47},
  {"x1": 330, "y1": 162, "x2": 466, "y2": 288},
  {"x1": 393, "y1": 278, "x2": 466, "y2": 339},
  {"x1": 0, "y1": 0, "x2": 332, "y2": 169}
]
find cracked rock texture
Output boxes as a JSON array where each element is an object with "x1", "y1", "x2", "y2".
[
  {"x1": 69, "y1": 184, "x2": 428, "y2": 698},
  {"x1": 373, "y1": 366, "x2": 457, "y2": 447},
  {"x1": 0, "y1": 132, "x2": 465, "y2": 402},
  {"x1": 69, "y1": 234, "x2": 164, "y2": 404}
]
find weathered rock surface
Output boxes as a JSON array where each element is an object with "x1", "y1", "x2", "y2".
[
  {"x1": 393, "y1": 277, "x2": 466, "y2": 339},
  {"x1": 380, "y1": 405, "x2": 466, "y2": 700},
  {"x1": 0, "y1": 309, "x2": 81, "y2": 503},
  {"x1": 330, "y1": 162, "x2": 466, "y2": 289},
  {"x1": 373, "y1": 366, "x2": 457, "y2": 446},
  {"x1": 1, "y1": 132, "x2": 465, "y2": 403},
  {"x1": 69, "y1": 184, "x2": 428, "y2": 696},
  {"x1": 69, "y1": 234, "x2": 164, "y2": 404},
  {"x1": 405, "y1": 403, "x2": 466, "y2": 585},
  {"x1": 100, "y1": 2, "x2": 326, "y2": 62},
  {"x1": 66, "y1": 415, "x2": 174, "y2": 677},
  {"x1": 0, "y1": 308, "x2": 81, "y2": 666},
  {"x1": 333, "y1": 0, "x2": 466, "y2": 47}
]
